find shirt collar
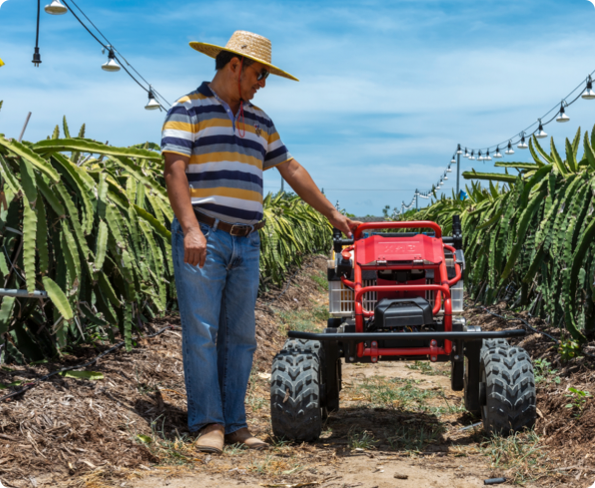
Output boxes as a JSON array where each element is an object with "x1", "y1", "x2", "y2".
[{"x1": 197, "y1": 81, "x2": 252, "y2": 109}]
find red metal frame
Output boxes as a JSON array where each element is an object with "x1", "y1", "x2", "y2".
[{"x1": 341, "y1": 221, "x2": 462, "y2": 361}]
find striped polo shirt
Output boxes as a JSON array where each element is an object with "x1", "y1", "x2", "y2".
[{"x1": 161, "y1": 82, "x2": 292, "y2": 224}]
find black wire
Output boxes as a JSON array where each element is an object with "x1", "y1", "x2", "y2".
[
  {"x1": 59, "y1": 0, "x2": 171, "y2": 107},
  {"x1": 476, "y1": 307, "x2": 560, "y2": 344},
  {"x1": 60, "y1": 0, "x2": 108, "y2": 49},
  {"x1": 67, "y1": 0, "x2": 111, "y2": 46},
  {"x1": 35, "y1": 0, "x2": 40, "y2": 48},
  {"x1": 463, "y1": 67, "x2": 595, "y2": 154},
  {"x1": 0, "y1": 324, "x2": 182, "y2": 403},
  {"x1": 111, "y1": 52, "x2": 150, "y2": 93}
]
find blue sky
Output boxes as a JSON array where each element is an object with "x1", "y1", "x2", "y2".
[{"x1": 1, "y1": 0, "x2": 595, "y2": 216}]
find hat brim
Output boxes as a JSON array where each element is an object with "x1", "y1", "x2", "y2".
[{"x1": 189, "y1": 42, "x2": 299, "y2": 82}]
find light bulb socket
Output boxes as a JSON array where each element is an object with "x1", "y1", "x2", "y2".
[{"x1": 32, "y1": 47, "x2": 42, "y2": 67}]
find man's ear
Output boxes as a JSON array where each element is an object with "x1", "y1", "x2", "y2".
[{"x1": 228, "y1": 57, "x2": 241, "y2": 76}]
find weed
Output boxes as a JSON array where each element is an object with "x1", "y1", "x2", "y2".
[
  {"x1": 130, "y1": 415, "x2": 196, "y2": 466},
  {"x1": 355, "y1": 377, "x2": 439, "y2": 412},
  {"x1": 224, "y1": 443, "x2": 248, "y2": 455},
  {"x1": 480, "y1": 430, "x2": 546, "y2": 484},
  {"x1": 565, "y1": 386, "x2": 592, "y2": 417},
  {"x1": 386, "y1": 422, "x2": 445, "y2": 453},
  {"x1": 277, "y1": 301, "x2": 328, "y2": 334},
  {"x1": 311, "y1": 272, "x2": 328, "y2": 291},
  {"x1": 406, "y1": 360, "x2": 450, "y2": 377},
  {"x1": 533, "y1": 358, "x2": 560, "y2": 385},
  {"x1": 559, "y1": 339, "x2": 581, "y2": 362},
  {"x1": 348, "y1": 428, "x2": 378, "y2": 450}
]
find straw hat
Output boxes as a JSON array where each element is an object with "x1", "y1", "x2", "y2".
[{"x1": 189, "y1": 30, "x2": 298, "y2": 82}]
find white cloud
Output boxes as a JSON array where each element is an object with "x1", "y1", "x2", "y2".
[{"x1": 1, "y1": 0, "x2": 595, "y2": 214}]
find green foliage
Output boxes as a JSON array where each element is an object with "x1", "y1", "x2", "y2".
[
  {"x1": 406, "y1": 125, "x2": 595, "y2": 343},
  {"x1": 260, "y1": 191, "x2": 331, "y2": 287},
  {"x1": 0, "y1": 120, "x2": 330, "y2": 362},
  {"x1": 532, "y1": 359, "x2": 560, "y2": 385},
  {"x1": 565, "y1": 386, "x2": 592, "y2": 417},
  {"x1": 558, "y1": 339, "x2": 581, "y2": 362}
]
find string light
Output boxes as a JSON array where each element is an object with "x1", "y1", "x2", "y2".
[
  {"x1": 556, "y1": 102, "x2": 570, "y2": 123},
  {"x1": 535, "y1": 120, "x2": 548, "y2": 139},
  {"x1": 43, "y1": 0, "x2": 171, "y2": 110},
  {"x1": 517, "y1": 134, "x2": 528, "y2": 149},
  {"x1": 44, "y1": 0, "x2": 68, "y2": 15},
  {"x1": 456, "y1": 144, "x2": 463, "y2": 155},
  {"x1": 494, "y1": 147, "x2": 502, "y2": 158},
  {"x1": 583, "y1": 76, "x2": 595, "y2": 100},
  {"x1": 464, "y1": 147, "x2": 470, "y2": 158},
  {"x1": 450, "y1": 154, "x2": 456, "y2": 164},
  {"x1": 478, "y1": 150, "x2": 483, "y2": 161},
  {"x1": 447, "y1": 164, "x2": 452, "y2": 173},
  {"x1": 505, "y1": 141, "x2": 514, "y2": 155},
  {"x1": 485, "y1": 150, "x2": 492, "y2": 161},
  {"x1": 145, "y1": 89, "x2": 161, "y2": 110},
  {"x1": 101, "y1": 48, "x2": 121, "y2": 72},
  {"x1": 469, "y1": 150, "x2": 476, "y2": 160}
]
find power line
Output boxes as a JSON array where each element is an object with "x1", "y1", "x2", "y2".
[{"x1": 48, "y1": 0, "x2": 170, "y2": 109}]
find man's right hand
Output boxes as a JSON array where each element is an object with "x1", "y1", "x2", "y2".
[{"x1": 184, "y1": 227, "x2": 208, "y2": 268}]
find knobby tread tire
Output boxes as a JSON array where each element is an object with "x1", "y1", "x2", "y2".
[
  {"x1": 270, "y1": 339, "x2": 323, "y2": 442},
  {"x1": 480, "y1": 341, "x2": 536, "y2": 435}
]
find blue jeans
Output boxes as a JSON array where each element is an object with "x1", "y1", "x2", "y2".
[{"x1": 171, "y1": 216, "x2": 260, "y2": 435}]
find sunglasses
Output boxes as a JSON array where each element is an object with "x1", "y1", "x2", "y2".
[{"x1": 249, "y1": 64, "x2": 270, "y2": 81}]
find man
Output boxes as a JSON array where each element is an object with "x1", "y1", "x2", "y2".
[{"x1": 162, "y1": 30, "x2": 358, "y2": 453}]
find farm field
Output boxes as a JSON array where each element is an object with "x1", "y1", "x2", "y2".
[{"x1": 1, "y1": 256, "x2": 593, "y2": 488}]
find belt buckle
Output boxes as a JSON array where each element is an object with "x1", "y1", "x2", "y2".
[{"x1": 230, "y1": 224, "x2": 254, "y2": 237}]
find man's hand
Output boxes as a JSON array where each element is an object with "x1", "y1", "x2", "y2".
[
  {"x1": 329, "y1": 210, "x2": 361, "y2": 238},
  {"x1": 184, "y1": 227, "x2": 208, "y2": 268}
]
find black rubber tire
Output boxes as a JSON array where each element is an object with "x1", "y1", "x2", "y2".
[
  {"x1": 270, "y1": 339, "x2": 323, "y2": 442},
  {"x1": 479, "y1": 341, "x2": 536, "y2": 435},
  {"x1": 463, "y1": 340, "x2": 482, "y2": 415}
]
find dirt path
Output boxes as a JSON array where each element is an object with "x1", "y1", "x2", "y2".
[
  {"x1": 126, "y1": 359, "x2": 516, "y2": 488},
  {"x1": 1, "y1": 255, "x2": 590, "y2": 488}
]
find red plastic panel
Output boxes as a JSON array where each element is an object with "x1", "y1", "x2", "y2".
[{"x1": 355, "y1": 234, "x2": 444, "y2": 266}]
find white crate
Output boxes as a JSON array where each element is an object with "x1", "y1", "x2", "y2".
[
  {"x1": 328, "y1": 261, "x2": 463, "y2": 317},
  {"x1": 329, "y1": 280, "x2": 376, "y2": 317}
]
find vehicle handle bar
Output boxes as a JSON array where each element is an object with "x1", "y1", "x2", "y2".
[{"x1": 354, "y1": 221, "x2": 442, "y2": 240}]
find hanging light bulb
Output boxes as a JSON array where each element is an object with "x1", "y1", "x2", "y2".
[
  {"x1": 478, "y1": 150, "x2": 483, "y2": 161},
  {"x1": 517, "y1": 135, "x2": 528, "y2": 149},
  {"x1": 485, "y1": 150, "x2": 492, "y2": 161},
  {"x1": 450, "y1": 154, "x2": 456, "y2": 164},
  {"x1": 444, "y1": 172, "x2": 449, "y2": 180},
  {"x1": 535, "y1": 120, "x2": 548, "y2": 139},
  {"x1": 145, "y1": 89, "x2": 161, "y2": 110},
  {"x1": 556, "y1": 102, "x2": 570, "y2": 123},
  {"x1": 44, "y1": 0, "x2": 68, "y2": 14},
  {"x1": 494, "y1": 147, "x2": 503, "y2": 158},
  {"x1": 469, "y1": 150, "x2": 475, "y2": 160},
  {"x1": 505, "y1": 141, "x2": 514, "y2": 155},
  {"x1": 447, "y1": 164, "x2": 452, "y2": 173},
  {"x1": 456, "y1": 144, "x2": 463, "y2": 155},
  {"x1": 582, "y1": 76, "x2": 595, "y2": 100},
  {"x1": 464, "y1": 147, "x2": 470, "y2": 158},
  {"x1": 102, "y1": 48, "x2": 121, "y2": 72}
]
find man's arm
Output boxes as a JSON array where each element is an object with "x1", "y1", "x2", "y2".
[
  {"x1": 163, "y1": 153, "x2": 208, "y2": 267},
  {"x1": 276, "y1": 158, "x2": 360, "y2": 237}
]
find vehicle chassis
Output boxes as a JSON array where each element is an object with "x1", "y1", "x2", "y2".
[{"x1": 270, "y1": 219, "x2": 537, "y2": 442}]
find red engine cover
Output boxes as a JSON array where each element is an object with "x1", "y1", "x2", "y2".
[{"x1": 355, "y1": 234, "x2": 444, "y2": 267}]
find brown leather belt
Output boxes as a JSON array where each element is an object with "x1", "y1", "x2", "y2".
[{"x1": 194, "y1": 208, "x2": 265, "y2": 237}]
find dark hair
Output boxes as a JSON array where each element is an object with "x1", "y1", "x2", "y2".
[{"x1": 215, "y1": 50, "x2": 254, "y2": 70}]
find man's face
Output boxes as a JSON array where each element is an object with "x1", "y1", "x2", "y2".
[{"x1": 239, "y1": 61, "x2": 268, "y2": 101}]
